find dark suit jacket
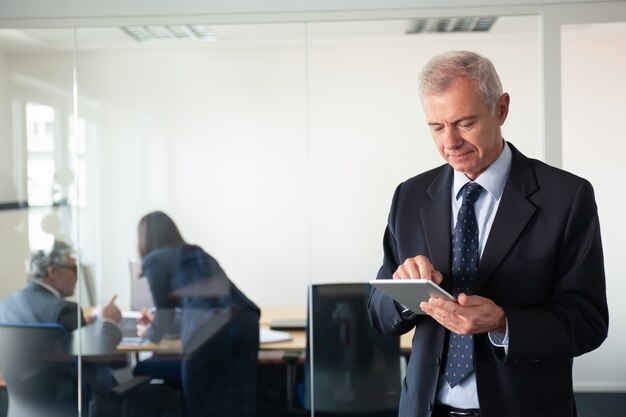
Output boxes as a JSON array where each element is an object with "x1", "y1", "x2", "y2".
[
  {"x1": 0, "y1": 281, "x2": 123, "y2": 417},
  {"x1": 0, "y1": 281, "x2": 121, "y2": 352},
  {"x1": 0, "y1": 280, "x2": 86, "y2": 329},
  {"x1": 368, "y1": 143, "x2": 608, "y2": 417}
]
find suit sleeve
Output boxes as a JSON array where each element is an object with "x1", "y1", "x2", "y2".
[
  {"x1": 73, "y1": 321, "x2": 122, "y2": 355},
  {"x1": 57, "y1": 301, "x2": 87, "y2": 333},
  {"x1": 368, "y1": 183, "x2": 422, "y2": 337},
  {"x1": 504, "y1": 180, "x2": 608, "y2": 361},
  {"x1": 143, "y1": 252, "x2": 178, "y2": 343}
]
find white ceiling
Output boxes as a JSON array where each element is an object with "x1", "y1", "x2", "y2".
[
  {"x1": 0, "y1": 16, "x2": 538, "y2": 52},
  {"x1": 0, "y1": 16, "x2": 623, "y2": 53}
]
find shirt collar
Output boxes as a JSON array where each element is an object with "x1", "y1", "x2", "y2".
[
  {"x1": 34, "y1": 279, "x2": 62, "y2": 298},
  {"x1": 453, "y1": 141, "x2": 512, "y2": 202}
]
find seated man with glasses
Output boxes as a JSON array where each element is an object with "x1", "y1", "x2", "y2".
[{"x1": 0, "y1": 240, "x2": 123, "y2": 417}]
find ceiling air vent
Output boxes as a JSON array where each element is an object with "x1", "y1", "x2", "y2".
[
  {"x1": 121, "y1": 24, "x2": 217, "y2": 42},
  {"x1": 406, "y1": 17, "x2": 497, "y2": 34}
]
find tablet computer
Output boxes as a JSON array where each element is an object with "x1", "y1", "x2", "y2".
[{"x1": 369, "y1": 279, "x2": 455, "y2": 314}]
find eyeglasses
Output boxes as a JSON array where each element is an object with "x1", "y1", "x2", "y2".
[{"x1": 56, "y1": 264, "x2": 78, "y2": 275}]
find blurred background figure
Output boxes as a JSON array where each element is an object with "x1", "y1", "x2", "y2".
[
  {"x1": 0, "y1": 240, "x2": 123, "y2": 417},
  {"x1": 135, "y1": 211, "x2": 260, "y2": 417}
]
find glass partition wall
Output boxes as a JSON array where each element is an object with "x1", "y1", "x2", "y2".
[
  {"x1": 304, "y1": 17, "x2": 541, "y2": 416},
  {"x1": 0, "y1": 16, "x2": 542, "y2": 416},
  {"x1": 0, "y1": 27, "x2": 81, "y2": 417}
]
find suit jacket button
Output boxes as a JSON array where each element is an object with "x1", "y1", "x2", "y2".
[
  {"x1": 436, "y1": 357, "x2": 441, "y2": 366},
  {"x1": 428, "y1": 402, "x2": 433, "y2": 411}
]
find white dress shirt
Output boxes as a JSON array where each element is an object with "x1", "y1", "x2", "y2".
[
  {"x1": 436, "y1": 141, "x2": 512, "y2": 408},
  {"x1": 34, "y1": 279, "x2": 62, "y2": 298}
]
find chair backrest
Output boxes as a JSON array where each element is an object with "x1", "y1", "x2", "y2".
[
  {"x1": 306, "y1": 283, "x2": 400, "y2": 414},
  {"x1": 0, "y1": 322, "x2": 78, "y2": 417}
]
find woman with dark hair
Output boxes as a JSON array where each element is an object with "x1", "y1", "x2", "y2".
[{"x1": 136, "y1": 211, "x2": 260, "y2": 417}]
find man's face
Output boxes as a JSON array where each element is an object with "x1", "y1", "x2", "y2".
[
  {"x1": 49, "y1": 257, "x2": 78, "y2": 297},
  {"x1": 422, "y1": 77, "x2": 510, "y2": 180}
]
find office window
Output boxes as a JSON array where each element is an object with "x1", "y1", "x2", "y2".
[
  {"x1": 68, "y1": 116, "x2": 87, "y2": 208},
  {"x1": 25, "y1": 102, "x2": 56, "y2": 250},
  {"x1": 26, "y1": 102, "x2": 55, "y2": 206}
]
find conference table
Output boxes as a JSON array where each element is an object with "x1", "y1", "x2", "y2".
[
  {"x1": 0, "y1": 306, "x2": 413, "y2": 389},
  {"x1": 116, "y1": 305, "x2": 414, "y2": 363}
]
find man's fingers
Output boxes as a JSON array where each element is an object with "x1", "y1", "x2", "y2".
[
  {"x1": 105, "y1": 294, "x2": 118, "y2": 306},
  {"x1": 405, "y1": 262, "x2": 422, "y2": 279},
  {"x1": 393, "y1": 255, "x2": 441, "y2": 280},
  {"x1": 458, "y1": 294, "x2": 486, "y2": 307},
  {"x1": 431, "y1": 269, "x2": 444, "y2": 285},
  {"x1": 426, "y1": 295, "x2": 506, "y2": 334},
  {"x1": 392, "y1": 264, "x2": 408, "y2": 279}
]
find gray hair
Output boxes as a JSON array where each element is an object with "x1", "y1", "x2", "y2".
[
  {"x1": 29, "y1": 240, "x2": 74, "y2": 280},
  {"x1": 419, "y1": 51, "x2": 503, "y2": 115}
]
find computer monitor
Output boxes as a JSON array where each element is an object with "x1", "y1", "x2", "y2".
[
  {"x1": 305, "y1": 283, "x2": 401, "y2": 414},
  {"x1": 78, "y1": 264, "x2": 96, "y2": 307},
  {"x1": 129, "y1": 257, "x2": 154, "y2": 311}
]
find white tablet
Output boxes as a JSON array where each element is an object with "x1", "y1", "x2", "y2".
[{"x1": 369, "y1": 279, "x2": 455, "y2": 314}]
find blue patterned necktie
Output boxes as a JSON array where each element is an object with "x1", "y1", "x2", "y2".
[{"x1": 444, "y1": 182, "x2": 483, "y2": 388}]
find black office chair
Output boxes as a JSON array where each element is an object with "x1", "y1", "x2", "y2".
[
  {"x1": 292, "y1": 283, "x2": 401, "y2": 416},
  {"x1": 0, "y1": 322, "x2": 78, "y2": 417}
]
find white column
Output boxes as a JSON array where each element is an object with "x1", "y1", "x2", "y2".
[{"x1": 539, "y1": 8, "x2": 562, "y2": 167}]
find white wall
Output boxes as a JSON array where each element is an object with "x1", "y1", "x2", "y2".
[
  {"x1": 0, "y1": 52, "x2": 11, "y2": 175},
  {"x1": 0, "y1": 51, "x2": 30, "y2": 296},
  {"x1": 561, "y1": 22, "x2": 626, "y2": 391}
]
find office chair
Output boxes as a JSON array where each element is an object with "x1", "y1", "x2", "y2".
[
  {"x1": 0, "y1": 323, "x2": 155, "y2": 417},
  {"x1": 291, "y1": 283, "x2": 401, "y2": 416},
  {"x1": 0, "y1": 322, "x2": 78, "y2": 417}
]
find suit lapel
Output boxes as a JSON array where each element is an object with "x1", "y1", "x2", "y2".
[
  {"x1": 475, "y1": 144, "x2": 538, "y2": 289},
  {"x1": 420, "y1": 167, "x2": 454, "y2": 293}
]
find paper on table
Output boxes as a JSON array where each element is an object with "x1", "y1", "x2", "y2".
[
  {"x1": 120, "y1": 336, "x2": 147, "y2": 345},
  {"x1": 122, "y1": 310, "x2": 142, "y2": 318},
  {"x1": 260, "y1": 327, "x2": 292, "y2": 343}
]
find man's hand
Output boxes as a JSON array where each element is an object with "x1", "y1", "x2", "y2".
[
  {"x1": 136, "y1": 308, "x2": 153, "y2": 338},
  {"x1": 420, "y1": 293, "x2": 506, "y2": 335},
  {"x1": 101, "y1": 294, "x2": 122, "y2": 324},
  {"x1": 393, "y1": 255, "x2": 443, "y2": 285},
  {"x1": 136, "y1": 323, "x2": 148, "y2": 338},
  {"x1": 137, "y1": 308, "x2": 154, "y2": 325}
]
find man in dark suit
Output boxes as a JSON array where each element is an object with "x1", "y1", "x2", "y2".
[
  {"x1": 0, "y1": 240, "x2": 123, "y2": 416},
  {"x1": 368, "y1": 51, "x2": 608, "y2": 417}
]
